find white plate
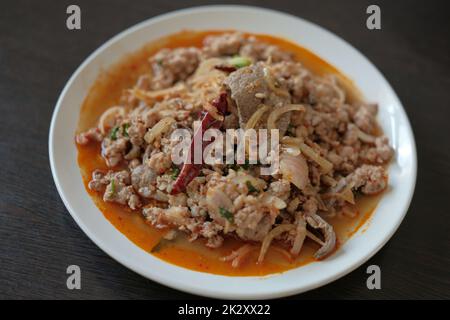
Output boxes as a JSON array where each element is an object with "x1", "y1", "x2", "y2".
[{"x1": 49, "y1": 5, "x2": 417, "y2": 299}]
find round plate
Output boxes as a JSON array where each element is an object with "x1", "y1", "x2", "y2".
[{"x1": 49, "y1": 5, "x2": 417, "y2": 299}]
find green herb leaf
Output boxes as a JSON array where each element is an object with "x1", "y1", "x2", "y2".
[
  {"x1": 110, "y1": 126, "x2": 120, "y2": 140},
  {"x1": 122, "y1": 123, "x2": 130, "y2": 137},
  {"x1": 246, "y1": 181, "x2": 259, "y2": 194},
  {"x1": 110, "y1": 179, "x2": 116, "y2": 195},
  {"x1": 219, "y1": 207, "x2": 234, "y2": 222},
  {"x1": 169, "y1": 166, "x2": 180, "y2": 180},
  {"x1": 230, "y1": 56, "x2": 252, "y2": 68}
]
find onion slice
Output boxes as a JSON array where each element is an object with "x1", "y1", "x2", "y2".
[
  {"x1": 298, "y1": 142, "x2": 333, "y2": 174},
  {"x1": 282, "y1": 137, "x2": 334, "y2": 176},
  {"x1": 271, "y1": 246, "x2": 293, "y2": 262},
  {"x1": 354, "y1": 125, "x2": 376, "y2": 144},
  {"x1": 221, "y1": 244, "x2": 255, "y2": 268},
  {"x1": 258, "y1": 224, "x2": 296, "y2": 263},
  {"x1": 129, "y1": 83, "x2": 186, "y2": 105},
  {"x1": 263, "y1": 67, "x2": 290, "y2": 98},
  {"x1": 290, "y1": 216, "x2": 307, "y2": 255},
  {"x1": 267, "y1": 104, "x2": 305, "y2": 131},
  {"x1": 280, "y1": 153, "x2": 310, "y2": 192},
  {"x1": 323, "y1": 182, "x2": 356, "y2": 205},
  {"x1": 144, "y1": 117, "x2": 175, "y2": 144},
  {"x1": 98, "y1": 106, "x2": 125, "y2": 135},
  {"x1": 245, "y1": 104, "x2": 270, "y2": 130},
  {"x1": 281, "y1": 136, "x2": 303, "y2": 146}
]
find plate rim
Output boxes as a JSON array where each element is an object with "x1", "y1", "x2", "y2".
[{"x1": 49, "y1": 4, "x2": 417, "y2": 299}]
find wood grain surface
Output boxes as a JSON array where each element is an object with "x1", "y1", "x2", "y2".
[{"x1": 0, "y1": 0, "x2": 449, "y2": 299}]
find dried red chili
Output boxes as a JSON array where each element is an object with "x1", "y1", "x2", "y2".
[{"x1": 171, "y1": 92, "x2": 228, "y2": 195}]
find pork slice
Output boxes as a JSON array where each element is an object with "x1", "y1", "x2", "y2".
[{"x1": 224, "y1": 63, "x2": 291, "y2": 135}]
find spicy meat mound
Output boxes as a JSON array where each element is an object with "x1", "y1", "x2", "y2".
[{"x1": 76, "y1": 32, "x2": 393, "y2": 267}]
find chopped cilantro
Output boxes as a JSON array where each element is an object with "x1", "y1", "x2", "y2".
[
  {"x1": 110, "y1": 179, "x2": 116, "y2": 195},
  {"x1": 169, "y1": 166, "x2": 180, "y2": 180},
  {"x1": 246, "y1": 181, "x2": 259, "y2": 194},
  {"x1": 230, "y1": 56, "x2": 251, "y2": 68},
  {"x1": 122, "y1": 123, "x2": 130, "y2": 137},
  {"x1": 219, "y1": 207, "x2": 234, "y2": 222},
  {"x1": 110, "y1": 126, "x2": 120, "y2": 140}
]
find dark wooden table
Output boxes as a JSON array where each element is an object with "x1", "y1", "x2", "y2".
[{"x1": 1, "y1": 0, "x2": 449, "y2": 300}]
